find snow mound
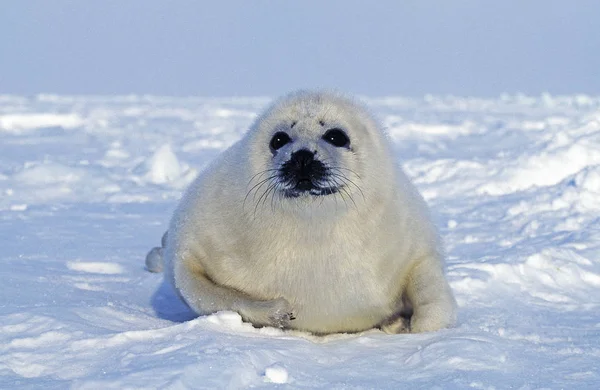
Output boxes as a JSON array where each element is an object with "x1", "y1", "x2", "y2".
[
  {"x1": 574, "y1": 164, "x2": 600, "y2": 193},
  {"x1": 15, "y1": 162, "x2": 86, "y2": 186},
  {"x1": 457, "y1": 248, "x2": 600, "y2": 306},
  {"x1": 263, "y1": 364, "x2": 289, "y2": 384},
  {"x1": 66, "y1": 261, "x2": 125, "y2": 275},
  {"x1": 140, "y1": 144, "x2": 183, "y2": 184},
  {"x1": 134, "y1": 144, "x2": 198, "y2": 188}
]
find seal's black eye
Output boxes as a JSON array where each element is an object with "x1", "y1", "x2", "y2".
[
  {"x1": 270, "y1": 131, "x2": 291, "y2": 151},
  {"x1": 322, "y1": 128, "x2": 350, "y2": 148}
]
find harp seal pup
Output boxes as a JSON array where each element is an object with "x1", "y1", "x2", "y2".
[{"x1": 146, "y1": 90, "x2": 457, "y2": 335}]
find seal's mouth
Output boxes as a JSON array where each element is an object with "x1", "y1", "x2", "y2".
[
  {"x1": 278, "y1": 150, "x2": 340, "y2": 198},
  {"x1": 281, "y1": 183, "x2": 340, "y2": 198}
]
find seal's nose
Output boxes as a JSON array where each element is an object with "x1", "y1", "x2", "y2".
[
  {"x1": 290, "y1": 149, "x2": 316, "y2": 176},
  {"x1": 280, "y1": 149, "x2": 327, "y2": 192}
]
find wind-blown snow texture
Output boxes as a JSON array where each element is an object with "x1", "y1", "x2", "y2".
[{"x1": 1, "y1": 94, "x2": 600, "y2": 388}]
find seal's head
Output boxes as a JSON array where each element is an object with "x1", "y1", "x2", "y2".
[{"x1": 245, "y1": 91, "x2": 394, "y2": 213}]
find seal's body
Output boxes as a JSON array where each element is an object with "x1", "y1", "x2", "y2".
[{"x1": 147, "y1": 91, "x2": 456, "y2": 334}]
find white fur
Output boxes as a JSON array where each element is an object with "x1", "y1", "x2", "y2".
[{"x1": 149, "y1": 91, "x2": 457, "y2": 334}]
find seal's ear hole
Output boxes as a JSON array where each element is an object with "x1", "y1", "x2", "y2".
[
  {"x1": 319, "y1": 120, "x2": 325, "y2": 126},
  {"x1": 322, "y1": 128, "x2": 350, "y2": 148},
  {"x1": 270, "y1": 131, "x2": 292, "y2": 152}
]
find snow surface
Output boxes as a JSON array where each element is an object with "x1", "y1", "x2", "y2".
[{"x1": 1, "y1": 94, "x2": 600, "y2": 388}]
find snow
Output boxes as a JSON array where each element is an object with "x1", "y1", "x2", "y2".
[
  {"x1": 0, "y1": 113, "x2": 84, "y2": 134},
  {"x1": 1, "y1": 94, "x2": 600, "y2": 388},
  {"x1": 263, "y1": 364, "x2": 289, "y2": 384},
  {"x1": 66, "y1": 261, "x2": 125, "y2": 275}
]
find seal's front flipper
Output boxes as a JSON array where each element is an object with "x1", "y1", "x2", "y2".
[
  {"x1": 403, "y1": 255, "x2": 457, "y2": 333},
  {"x1": 145, "y1": 247, "x2": 164, "y2": 273},
  {"x1": 175, "y1": 254, "x2": 295, "y2": 329},
  {"x1": 145, "y1": 231, "x2": 168, "y2": 273}
]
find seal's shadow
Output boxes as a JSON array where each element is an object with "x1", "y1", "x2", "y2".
[{"x1": 151, "y1": 279, "x2": 197, "y2": 322}]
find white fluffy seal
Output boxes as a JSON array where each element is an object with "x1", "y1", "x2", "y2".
[{"x1": 146, "y1": 91, "x2": 457, "y2": 335}]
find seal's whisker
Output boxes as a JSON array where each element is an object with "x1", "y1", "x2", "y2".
[
  {"x1": 320, "y1": 176, "x2": 338, "y2": 209},
  {"x1": 255, "y1": 180, "x2": 279, "y2": 217},
  {"x1": 319, "y1": 159, "x2": 363, "y2": 191},
  {"x1": 244, "y1": 174, "x2": 279, "y2": 210},
  {"x1": 248, "y1": 175, "x2": 279, "y2": 198},
  {"x1": 326, "y1": 175, "x2": 348, "y2": 210},
  {"x1": 331, "y1": 174, "x2": 357, "y2": 210},
  {"x1": 327, "y1": 165, "x2": 362, "y2": 180},
  {"x1": 276, "y1": 182, "x2": 285, "y2": 210},
  {"x1": 330, "y1": 170, "x2": 365, "y2": 202},
  {"x1": 270, "y1": 181, "x2": 283, "y2": 212},
  {"x1": 330, "y1": 166, "x2": 362, "y2": 181},
  {"x1": 341, "y1": 185, "x2": 357, "y2": 210},
  {"x1": 247, "y1": 168, "x2": 279, "y2": 186},
  {"x1": 321, "y1": 161, "x2": 362, "y2": 180},
  {"x1": 253, "y1": 181, "x2": 274, "y2": 216}
]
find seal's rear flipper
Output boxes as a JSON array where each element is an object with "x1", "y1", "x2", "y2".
[
  {"x1": 145, "y1": 231, "x2": 168, "y2": 273},
  {"x1": 145, "y1": 247, "x2": 164, "y2": 273}
]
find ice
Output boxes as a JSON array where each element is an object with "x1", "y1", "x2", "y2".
[
  {"x1": 0, "y1": 113, "x2": 84, "y2": 133},
  {"x1": 1, "y1": 94, "x2": 600, "y2": 388}
]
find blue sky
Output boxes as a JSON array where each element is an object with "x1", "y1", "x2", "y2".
[{"x1": 2, "y1": 0, "x2": 599, "y2": 97}]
